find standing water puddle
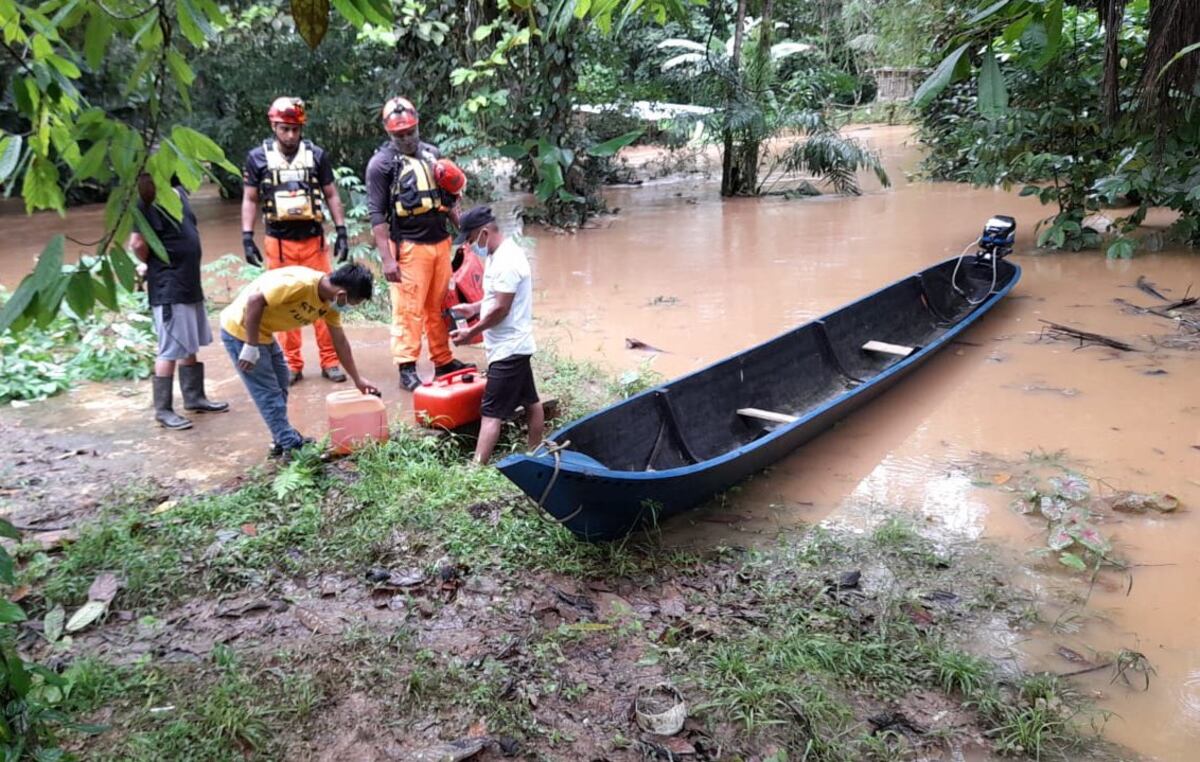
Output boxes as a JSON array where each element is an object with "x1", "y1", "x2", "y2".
[{"x1": 2, "y1": 125, "x2": 1197, "y2": 758}]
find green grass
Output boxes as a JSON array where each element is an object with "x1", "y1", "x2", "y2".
[
  {"x1": 677, "y1": 530, "x2": 1104, "y2": 761},
  {"x1": 30, "y1": 422, "x2": 696, "y2": 614}
]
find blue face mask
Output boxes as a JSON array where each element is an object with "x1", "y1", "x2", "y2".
[
  {"x1": 330, "y1": 294, "x2": 351, "y2": 314},
  {"x1": 471, "y1": 232, "x2": 489, "y2": 260}
]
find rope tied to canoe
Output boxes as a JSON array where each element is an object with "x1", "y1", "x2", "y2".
[{"x1": 532, "y1": 439, "x2": 583, "y2": 525}]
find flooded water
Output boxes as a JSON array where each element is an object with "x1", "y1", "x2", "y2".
[{"x1": 2, "y1": 125, "x2": 1198, "y2": 759}]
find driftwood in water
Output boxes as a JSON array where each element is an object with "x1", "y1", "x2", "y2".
[
  {"x1": 1135, "y1": 275, "x2": 1167, "y2": 301},
  {"x1": 1038, "y1": 319, "x2": 1137, "y2": 351}
]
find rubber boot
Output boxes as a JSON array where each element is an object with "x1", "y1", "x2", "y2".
[
  {"x1": 398, "y1": 362, "x2": 422, "y2": 392},
  {"x1": 179, "y1": 362, "x2": 230, "y2": 413},
  {"x1": 434, "y1": 358, "x2": 476, "y2": 377},
  {"x1": 153, "y1": 376, "x2": 192, "y2": 430}
]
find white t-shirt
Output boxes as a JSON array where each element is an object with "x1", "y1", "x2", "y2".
[{"x1": 481, "y1": 237, "x2": 536, "y2": 364}]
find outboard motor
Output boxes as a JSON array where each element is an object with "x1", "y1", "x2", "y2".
[
  {"x1": 954, "y1": 214, "x2": 1016, "y2": 305},
  {"x1": 977, "y1": 215, "x2": 1016, "y2": 261}
]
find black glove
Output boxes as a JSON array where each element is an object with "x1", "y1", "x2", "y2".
[
  {"x1": 334, "y1": 225, "x2": 349, "y2": 263},
  {"x1": 242, "y1": 231, "x2": 263, "y2": 267}
]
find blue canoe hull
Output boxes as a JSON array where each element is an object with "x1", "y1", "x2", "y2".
[{"x1": 499, "y1": 255, "x2": 1021, "y2": 541}]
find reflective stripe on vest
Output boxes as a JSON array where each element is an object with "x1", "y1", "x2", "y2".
[{"x1": 260, "y1": 139, "x2": 325, "y2": 224}]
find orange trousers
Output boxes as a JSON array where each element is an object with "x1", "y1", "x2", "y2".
[
  {"x1": 389, "y1": 238, "x2": 453, "y2": 366},
  {"x1": 264, "y1": 235, "x2": 338, "y2": 372}
]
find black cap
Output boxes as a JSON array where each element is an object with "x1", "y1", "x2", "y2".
[{"x1": 453, "y1": 205, "x2": 496, "y2": 246}]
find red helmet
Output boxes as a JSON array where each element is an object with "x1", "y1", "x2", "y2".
[
  {"x1": 381, "y1": 96, "x2": 419, "y2": 132},
  {"x1": 434, "y1": 159, "x2": 466, "y2": 195},
  {"x1": 267, "y1": 97, "x2": 307, "y2": 125}
]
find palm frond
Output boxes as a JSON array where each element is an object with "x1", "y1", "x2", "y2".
[
  {"x1": 662, "y1": 52, "x2": 705, "y2": 71},
  {"x1": 657, "y1": 38, "x2": 709, "y2": 53},
  {"x1": 779, "y1": 131, "x2": 889, "y2": 195}
]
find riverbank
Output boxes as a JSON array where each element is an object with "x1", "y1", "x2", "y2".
[{"x1": 9, "y1": 414, "x2": 1125, "y2": 761}]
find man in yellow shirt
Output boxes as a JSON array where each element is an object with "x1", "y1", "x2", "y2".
[{"x1": 220, "y1": 263, "x2": 380, "y2": 457}]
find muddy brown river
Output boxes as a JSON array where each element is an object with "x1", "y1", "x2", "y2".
[{"x1": 2, "y1": 125, "x2": 1198, "y2": 759}]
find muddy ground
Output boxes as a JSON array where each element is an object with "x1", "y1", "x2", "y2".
[{"x1": 1, "y1": 417, "x2": 1139, "y2": 762}]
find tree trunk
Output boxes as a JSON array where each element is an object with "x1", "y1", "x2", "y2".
[
  {"x1": 721, "y1": 0, "x2": 749, "y2": 196},
  {"x1": 1098, "y1": 0, "x2": 1126, "y2": 125}
]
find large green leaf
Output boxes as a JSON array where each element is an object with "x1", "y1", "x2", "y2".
[
  {"x1": 0, "y1": 599, "x2": 27, "y2": 624},
  {"x1": 1036, "y1": 0, "x2": 1063, "y2": 69},
  {"x1": 170, "y1": 126, "x2": 238, "y2": 175},
  {"x1": 66, "y1": 268, "x2": 96, "y2": 317},
  {"x1": 498, "y1": 143, "x2": 531, "y2": 160},
  {"x1": 292, "y1": 0, "x2": 330, "y2": 49},
  {"x1": 913, "y1": 43, "x2": 971, "y2": 108},
  {"x1": 166, "y1": 50, "x2": 195, "y2": 111},
  {"x1": 74, "y1": 138, "x2": 109, "y2": 181},
  {"x1": 177, "y1": 0, "x2": 214, "y2": 46},
  {"x1": 0, "y1": 134, "x2": 21, "y2": 183},
  {"x1": 0, "y1": 276, "x2": 38, "y2": 333},
  {"x1": 0, "y1": 519, "x2": 19, "y2": 541},
  {"x1": 35, "y1": 271, "x2": 71, "y2": 327},
  {"x1": 978, "y1": 46, "x2": 1008, "y2": 118},
  {"x1": 132, "y1": 207, "x2": 170, "y2": 264},
  {"x1": 96, "y1": 258, "x2": 119, "y2": 310},
  {"x1": 0, "y1": 549, "x2": 12, "y2": 586},
  {"x1": 108, "y1": 246, "x2": 138, "y2": 291},
  {"x1": 31, "y1": 235, "x2": 65, "y2": 293},
  {"x1": 534, "y1": 162, "x2": 565, "y2": 203},
  {"x1": 83, "y1": 11, "x2": 111, "y2": 69},
  {"x1": 22, "y1": 155, "x2": 66, "y2": 213},
  {"x1": 587, "y1": 129, "x2": 643, "y2": 157},
  {"x1": 330, "y1": 0, "x2": 364, "y2": 26}
]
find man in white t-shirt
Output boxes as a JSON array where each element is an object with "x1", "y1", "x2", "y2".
[{"x1": 449, "y1": 206, "x2": 544, "y2": 464}]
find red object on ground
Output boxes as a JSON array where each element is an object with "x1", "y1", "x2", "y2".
[
  {"x1": 443, "y1": 247, "x2": 485, "y2": 345},
  {"x1": 413, "y1": 368, "x2": 486, "y2": 429}
]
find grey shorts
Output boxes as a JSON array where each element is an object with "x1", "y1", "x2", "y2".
[{"x1": 153, "y1": 301, "x2": 213, "y2": 361}]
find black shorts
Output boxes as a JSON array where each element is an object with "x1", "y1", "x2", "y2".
[{"x1": 482, "y1": 354, "x2": 539, "y2": 420}]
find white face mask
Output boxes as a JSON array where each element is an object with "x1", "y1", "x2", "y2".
[{"x1": 330, "y1": 293, "x2": 351, "y2": 314}]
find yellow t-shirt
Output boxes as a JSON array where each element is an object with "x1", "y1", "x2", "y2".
[{"x1": 220, "y1": 266, "x2": 342, "y2": 344}]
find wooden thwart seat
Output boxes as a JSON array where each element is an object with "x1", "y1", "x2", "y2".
[
  {"x1": 737, "y1": 408, "x2": 798, "y2": 425},
  {"x1": 863, "y1": 340, "x2": 914, "y2": 357}
]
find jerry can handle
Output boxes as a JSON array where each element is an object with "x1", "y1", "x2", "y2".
[{"x1": 434, "y1": 366, "x2": 479, "y2": 385}]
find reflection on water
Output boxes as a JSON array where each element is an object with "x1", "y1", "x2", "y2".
[{"x1": 2, "y1": 125, "x2": 1198, "y2": 759}]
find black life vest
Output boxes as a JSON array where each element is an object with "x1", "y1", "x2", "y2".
[{"x1": 259, "y1": 139, "x2": 325, "y2": 224}]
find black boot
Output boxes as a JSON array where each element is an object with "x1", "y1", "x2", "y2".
[
  {"x1": 398, "y1": 362, "x2": 422, "y2": 391},
  {"x1": 152, "y1": 376, "x2": 192, "y2": 430},
  {"x1": 434, "y1": 358, "x2": 476, "y2": 377},
  {"x1": 179, "y1": 363, "x2": 229, "y2": 413}
]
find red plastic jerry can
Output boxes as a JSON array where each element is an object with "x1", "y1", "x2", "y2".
[{"x1": 413, "y1": 368, "x2": 486, "y2": 429}]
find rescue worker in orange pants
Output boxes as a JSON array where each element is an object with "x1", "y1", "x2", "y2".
[
  {"x1": 365, "y1": 96, "x2": 473, "y2": 391},
  {"x1": 241, "y1": 97, "x2": 351, "y2": 385}
]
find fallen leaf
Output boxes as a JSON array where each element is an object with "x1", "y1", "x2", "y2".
[
  {"x1": 467, "y1": 719, "x2": 488, "y2": 738},
  {"x1": 151, "y1": 499, "x2": 177, "y2": 515},
  {"x1": 88, "y1": 573, "x2": 121, "y2": 604},
  {"x1": 991, "y1": 472, "x2": 1012, "y2": 485},
  {"x1": 9, "y1": 585, "x2": 31, "y2": 603},
  {"x1": 294, "y1": 605, "x2": 342, "y2": 635},
  {"x1": 65, "y1": 600, "x2": 108, "y2": 633},
  {"x1": 216, "y1": 597, "x2": 275, "y2": 618},
  {"x1": 410, "y1": 738, "x2": 487, "y2": 762},
  {"x1": 44, "y1": 605, "x2": 65, "y2": 643},
  {"x1": 241, "y1": 523, "x2": 258, "y2": 537}
]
